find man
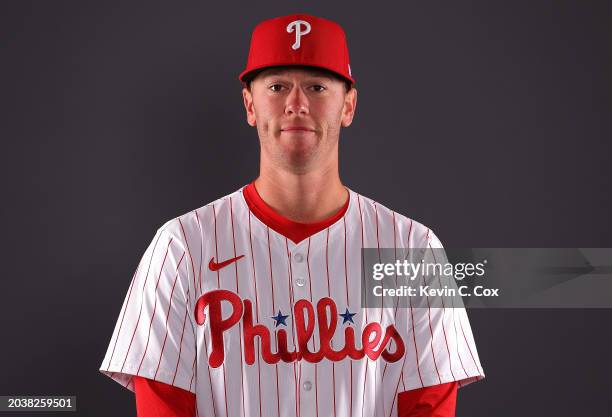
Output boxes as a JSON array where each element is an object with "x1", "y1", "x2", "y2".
[{"x1": 99, "y1": 13, "x2": 484, "y2": 417}]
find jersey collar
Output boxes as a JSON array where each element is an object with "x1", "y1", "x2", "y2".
[{"x1": 242, "y1": 181, "x2": 350, "y2": 244}]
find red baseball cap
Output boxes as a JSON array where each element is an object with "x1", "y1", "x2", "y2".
[{"x1": 239, "y1": 14, "x2": 355, "y2": 86}]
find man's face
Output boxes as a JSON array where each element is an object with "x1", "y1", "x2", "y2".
[{"x1": 242, "y1": 67, "x2": 357, "y2": 173}]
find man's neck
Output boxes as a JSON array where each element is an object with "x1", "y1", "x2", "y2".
[{"x1": 254, "y1": 168, "x2": 348, "y2": 223}]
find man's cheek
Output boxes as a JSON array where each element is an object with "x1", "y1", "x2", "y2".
[{"x1": 258, "y1": 121, "x2": 276, "y2": 141}]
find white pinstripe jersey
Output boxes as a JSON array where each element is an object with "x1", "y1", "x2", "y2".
[{"x1": 100, "y1": 185, "x2": 484, "y2": 417}]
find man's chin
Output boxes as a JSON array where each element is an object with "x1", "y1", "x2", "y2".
[
  {"x1": 278, "y1": 136, "x2": 318, "y2": 155},
  {"x1": 279, "y1": 148, "x2": 319, "y2": 171}
]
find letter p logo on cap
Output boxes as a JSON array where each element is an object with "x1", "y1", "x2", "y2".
[{"x1": 287, "y1": 19, "x2": 311, "y2": 50}]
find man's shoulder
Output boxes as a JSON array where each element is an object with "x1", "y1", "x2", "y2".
[
  {"x1": 348, "y1": 188, "x2": 442, "y2": 247},
  {"x1": 153, "y1": 186, "x2": 246, "y2": 243}
]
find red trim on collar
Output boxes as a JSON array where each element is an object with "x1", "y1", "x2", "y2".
[{"x1": 243, "y1": 181, "x2": 349, "y2": 244}]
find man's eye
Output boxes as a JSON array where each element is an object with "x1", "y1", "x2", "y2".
[
  {"x1": 269, "y1": 84, "x2": 284, "y2": 92},
  {"x1": 311, "y1": 85, "x2": 326, "y2": 92}
]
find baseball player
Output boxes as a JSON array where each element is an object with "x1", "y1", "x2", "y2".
[{"x1": 99, "y1": 13, "x2": 484, "y2": 417}]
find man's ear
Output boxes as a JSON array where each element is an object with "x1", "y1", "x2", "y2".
[
  {"x1": 341, "y1": 87, "x2": 357, "y2": 127},
  {"x1": 242, "y1": 87, "x2": 257, "y2": 127}
]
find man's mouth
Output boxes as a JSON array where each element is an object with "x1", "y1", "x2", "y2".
[{"x1": 281, "y1": 126, "x2": 315, "y2": 132}]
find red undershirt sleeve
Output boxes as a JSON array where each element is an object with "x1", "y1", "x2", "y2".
[
  {"x1": 397, "y1": 381, "x2": 458, "y2": 417},
  {"x1": 133, "y1": 376, "x2": 196, "y2": 417}
]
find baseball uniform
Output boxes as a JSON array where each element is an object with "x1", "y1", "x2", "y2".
[{"x1": 99, "y1": 182, "x2": 484, "y2": 417}]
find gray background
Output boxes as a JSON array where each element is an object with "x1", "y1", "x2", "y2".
[{"x1": 1, "y1": 1, "x2": 611, "y2": 416}]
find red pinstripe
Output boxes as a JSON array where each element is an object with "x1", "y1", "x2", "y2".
[
  {"x1": 255, "y1": 354, "x2": 263, "y2": 417},
  {"x1": 408, "y1": 284, "x2": 424, "y2": 387},
  {"x1": 229, "y1": 198, "x2": 247, "y2": 417},
  {"x1": 343, "y1": 217, "x2": 353, "y2": 417},
  {"x1": 357, "y1": 196, "x2": 368, "y2": 417},
  {"x1": 408, "y1": 219, "x2": 414, "y2": 246},
  {"x1": 325, "y1": 228, "x2": 337, "y2": 417},
  {"x1": 458, "y1": 309, "x2": 482, "y2": 375},
  {"x1": 275, "y1": 367, "x2": 281, "y2": 417},
  {"x1": 213, "y1": 206, "x2": 221, "y2": 287},
  {"x1": 420, "y1": 230, "x2": 442, "y2": 384},
  {"x1": 197, "y1": 207, "x2": 219, "y2": 417},
  {"x1": 154, "y1": 251, "x2": 186, "y2": 379},
  {"x1": 374, "y1": 203, "x2": 382, "y2": 317},
  {"x1": 285, "y1": 238, "x2": 300, "y2": 417},
  {"x1": 343, "y1": 218, "x2": 350, "y2": 306},
  {"x1": 267, "y1": 227, "x2": 276, "y2": 311},
  {"x1": 450, "y1": 280, "x2": 469, "y2": 379},
  {"x1": 406, "y1": 220, "x2": 413, "y2": 247},
  {"x1": 373, "y1": 203, "x2": 381, "y2": 416},
  {"x1": 230, "y1": 198, "x2": 240, "y2": 292},
  {"x1": 306, "y1": 238, "x2": 319, "y2": 417},
  {"x1": 172, "y1": 284, "x2": 191, "y2": 385},
  {"x1": 212, "y1": 203, "x2": 230, "y2": 417},
  {"x1": 360, "y1": 344, "x2": 369, "y2": 416},
  {"x1": 356, "y1": 196, "x2": 367, "y2": 321},
  {"x1": 387, "y1": 217, "x2": 419, "y2": 414},
  {"x1": 381, "y1": 211, "x2": 398, "y2": 417},
  {"x1": 386, "y1": 216, "x2": 421, "y2": 407},
  {"x1": 189, "y1": 354, "x2": 196, "y2": 391},
  {"x1": 248, "y1": 213, "x2": 261, "y2": 322},
  {"x1": 391, "y1": 213, "x2": 406, "y2": 318},
  {"x1": 403, "y1": 219, "x2": 423, "y2": 388},
  {"x1": 194, "y1": 210, "x2": 204, "y2": 295},
  {"x1": 266, "y1": 227, "x2": 280, "y2": 417},
  {"x1": 193, "y1": 208, "x2": 215, "y2": 414},
  {"x1": 195, "y1": 393, "x2": 200, "y2": 417},
  {"x1": 387, "y1": 321, "x2": 412, "y2": 417},
  {"x1": 297, "y1": 360, "x2": 303, "y2": 417},
  {"x1": 247, "y1": 211, "x2": 263, "y2": 417},
  {"x1": 179, "y1": 218, "x2": 197, "y2": 298},
  {"x1": 424, "y1": 303, "x2": 443, "y2": 384},
  {"x1": 307, "y1": 238, "x2": 313, "y2": 310}
]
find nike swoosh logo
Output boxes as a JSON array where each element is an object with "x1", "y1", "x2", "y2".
[{"x1": 209, "y1": 255, "x2": 245, "y2": 271}]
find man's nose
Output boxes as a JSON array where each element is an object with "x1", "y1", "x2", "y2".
[{"x1": 284, "y1": 86, "x2": 309, "y2": 116}]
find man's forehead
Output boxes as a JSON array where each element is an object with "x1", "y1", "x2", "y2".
[{"x1": 258, "y1": 67, "x2": 337, "y2": 81}]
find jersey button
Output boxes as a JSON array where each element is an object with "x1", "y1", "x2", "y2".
[
  {"x1": 295, "y1": 277, "x2": 306, "y2": 287},
  {"x1": 302, "y1": 380, "x2": 312, "y2": 391},
  {"x1": 294, "y1": 253, "x2": 304, "y2": 263}
]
